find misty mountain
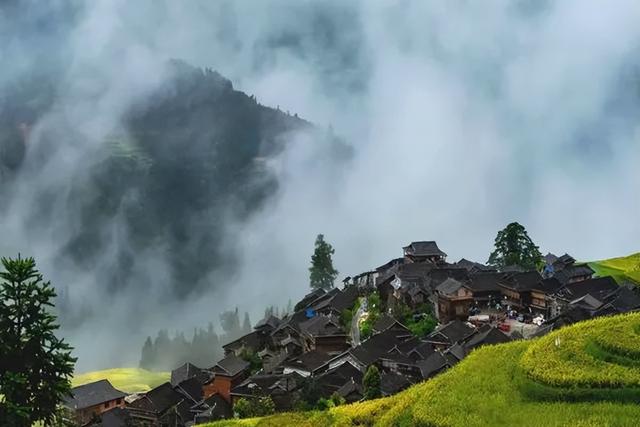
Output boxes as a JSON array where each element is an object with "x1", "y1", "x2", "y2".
[{"x1": 0, "y1": 59, "x2": 348, "y2": 310}]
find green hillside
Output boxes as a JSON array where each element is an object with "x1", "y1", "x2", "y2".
[
  {"x1": 589, "y1": 252, "x2": 640, "y2": 284},
  {"x1": 72, "y1": 368, "x2": 169, "y2": 394},
  {"x1": 205, "y1": 313, "x2": 640, "y2": 427}
]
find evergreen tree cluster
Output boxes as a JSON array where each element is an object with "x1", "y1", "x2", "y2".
[
  {"x1": 139, "y1": 308, "x2": 255, "y2": 371},
  {"x1": 139, "y1": 324, "x2": 222, "y2": 371}
]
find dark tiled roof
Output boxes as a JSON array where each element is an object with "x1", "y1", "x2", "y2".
[
  {"x1": 426, "y1": 268, "x2": 470, "y2": 290},
  {"x1": 380, "y1": 372, "x2": 412, "y2": 395},
  {"x1": 372, "y1": 315, "x2": 408, "y2": 334},
  {"x1": 231, "y1": 373, "x2": 302, "y2": 397},
  {"x1": 298, "y1": 314, "x2": 345, "y2": 337},
  {"x1": 553, "y1": 254, "x2": 576, "y2": 268},
  {"x1": 65, "y1": 380, "x2": 126, "y2": 410},
  {"x1": 404, "y1": 241, "x2": 447, "y2": 257},
  {"x1": 376, "y1": 258, "x2": 405, "y2": 273},
  {"x1": 466, "y1": 272, "x2": 505, "y2": 293},
  {"x1": 604, "y1": 287, "x2": 640, "y2": 312},
  {"x1": 416, "y1": 352, "x2": 448, "y2": 379},
  {"x1": 464, "y1": 326, "x2": 511, "y2": 351},
  {"x1": 350, "y1": 329, "x2": 409, "y2": 366},
  {"x1": 100, "y1": 407, "x2": 130, "y2": 427},
  {"x1": 175, "y1": 377, "x2": 203, "y2": 403},
  {"x1": 254, "y1": 315, "x2": 281, "y2": 330},
  {"x1": 454, "y1": 258, "x2": 496, "y2": 272},
  {"x1": 500, "y1": 271, "x2": 543, "y2": 292},
  {"x1": 315, "y1": 362, "x2": 363, "y2": 395},
  {"x1": 428, "y1": 320, "x2": 476, "y2": 345},
  {"x1": 336, "y1": 378, "x2": 363, "y2": 400},
  {"x1": 531, "y1": 277, "x2": 563, "y2": 294},
  {"x1": 436, "y1": 278, "x2": 468, "y2": 295},
  {"x1": 553, "y1": 264, "x2": 595, "y2": 284},
  {"x1": 171, "y1": 362, "x2": 210, "y2": 386},
  {"x1": 193, "y1": 393, "x2": 233, "y2": 422},
  {"x1": 222, "y1": 330, "x2": 263, "y2": 351},
  {"x1": 142, "y1": 382, "x2": 184, "y2": 414},
  {"x1": 294, "y1": 288, "x2": 327, "y2": 311},
  {"x1": 212, "y1": 354, "x2": 250, "y2": 377},
  {"x1": 282, "y1": 349, "x2": 333, "y2": 373},
  {"x1": 558, "y1": 277, "x2": 619, "y2": 301}
]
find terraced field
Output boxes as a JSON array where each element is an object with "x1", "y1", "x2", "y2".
[
  {"x1": 72, "y1": 368, "x2": 170, "y2": 393},
  {"x1": 589, "y1": 252, "x2": 640, "y2": 284},
  {"x1": 205, "y1": 313, "x2": 640, "y2": 427}
]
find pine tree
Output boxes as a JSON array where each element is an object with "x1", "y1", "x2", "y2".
[
  {"x1": 220, "y1": 307, "x2": 242, "y2": 342},
  {"x1": 0, "y1": 255, "x2": 76, "y2": 426},
  {"x1": 487, "y1": 222, "x2": 543, "y2": 270},
  {"x1": 139, "y1": 336, "x2": 155, "y2": 370},
  {"x1": 242, "y1": 312, "x2": 252, "y2": 335},
  {"x1": 309, "y1": 234, "x2": 339, "y2": 290},
  {"x1": 363, "y1": 365, "x2": 382, "y2": 400}
]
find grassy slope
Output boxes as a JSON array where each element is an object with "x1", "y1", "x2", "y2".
[
  {"x1": 206, "y1": 313, "x2": 640, "y2": 427},
  {"x1": 589, "y1": 252, "x2": 640, "y2": 284},
  {"x1": 72, "y1": 368, "x2": 169, "y2": 393}
]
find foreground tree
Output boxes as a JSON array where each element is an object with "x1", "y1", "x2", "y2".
[
  {"x1": 0, "y1": 255, "x2": 76, "y2": 426},
  {"x1": 363, "y1": 365, "x2": 382, "y2": 400},
  {"x1": 487, "y1": 222, "x2": 543, "y2": 270},
  {"x1": 234, "y1": 396, "x2": 275, "y2": 418},
  {"x1": 309, "y1": 234, "x2": 339, "y2": 290}
]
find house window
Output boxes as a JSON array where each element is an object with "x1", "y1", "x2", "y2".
[
  {"x1": 104, "y1": 402, "x2": 109, "y2": 409},
  {"x1": 455, "y1": 305, "x2": 465, "y2": 315}
]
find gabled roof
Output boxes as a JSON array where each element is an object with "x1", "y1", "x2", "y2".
[
  {"x1": 553, "y1": 254, "x2": 576, "y2": 268},
  {"x1": 436, "y1": 278, "x2": 470, "y2": 295},
  {"x1": 231, "y1": 373, "x2": 303, "y2": 397},
  {"x1": 426, "y1": 268, "x2": 470, "y2": 290},
  {"x1": 499, "y1": 271, "x2": 543, "y2": 292},
  {"x1": 139, "y1": 383, "x2": 184, "y2": 414},
  {"x1": 380, "y1": 372, "x2": 412, "y2": 395},
  {"x1": 416, "y1": 352, "x2": 448, "y2": 379},
  {"x1": 557, "y1": 277, "x2": 619, "y2": 301},
  {"x1": 349, "y1": 328, "x2": 411, "y2": 367},
  {"x1": 403, "y1": 241, "x2": 447, "y2": 257},
  {"x1": 454, "y1": 258, "x2": 496, "y2": 273},
  {"x1": 294, "y1": 288, "x2": 327, "y2": 311},
  {"x1": 193, "y1": 393, "x2": 233, "y2": 423},
  {"x1": 282, "y1": 349, "x2": 333, "y2": 373},
  {"x1": 222, "y1": 330, "x2": 262, "y2": 351},
  {"x1": 171, "y1": 362, "x2": 211, "y2": 386},
  {"x1": 211, "y1": 354, "x2": 250, "y2": 377},
  {"x1": 298, "y1": 314, "x2": 345, "y2": 337},
  {"x1": 64, "y1": 379, "x2": 126, "y2": 410},
  {"x1": 466, "y1": 272, "x2": 505, "y2": 293},
  {"x1": 553, "y1": 264, "x2": 595, "y2": 285},
  {"x1": 602, "y1": 286, "x2": 640, "y2": 312},
  {"x1": 372, "y1": 315, "x2": 409, "y2": 334},
  {"x1": 254, "y1": 315, "x2": 281, "y2": 331},
  {"x1": 464, "y1": 325, "x2": 511, "y2": 351},
  {"x1": 100, "y1": 407, "x2": 131, "y2": 427},
  {"x1": 175, "y1": 377, "x2": 203, "y2": 403},
  {"x1": 428, "y1": 320, "x2": 476, "y2": 345},
  {"x1": 531, "y1": 277, "x2": 563, "y2": 294},
  {"x1": 570, "y1": 293, "x2": 603, "y2": 310},
  {"x1": 336, "y1": 377, "x2": 363, "y2": 400}
]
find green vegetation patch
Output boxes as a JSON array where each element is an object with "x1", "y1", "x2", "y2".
[
  {"x1": 589, "y1": 252, "x2": 640, "y2": 285},
  {"x1": 72, "y1": 368, "x2": 170, "y2": 393},
  {"x1": 521, "y1": 313, "x2": 640, "y2": 388}
]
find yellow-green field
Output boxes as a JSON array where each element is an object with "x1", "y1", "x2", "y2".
[
  {"x1": 205, "y1": 312, "x2": 640, "y2": 427},
  {"x1": 589, "y1": 252, "x2": 640, "y2": 284},
  {"x1": 72, "y1": 368, "x2": 169, "y2": 393}
]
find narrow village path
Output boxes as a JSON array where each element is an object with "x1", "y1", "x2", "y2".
[{"x1": 351, "y1": 297, "x2": 367, "y2": 347}]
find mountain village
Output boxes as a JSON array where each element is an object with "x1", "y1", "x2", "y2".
[{"x1": 64, "y1": 239, "x2": 640, "y2": 426}]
